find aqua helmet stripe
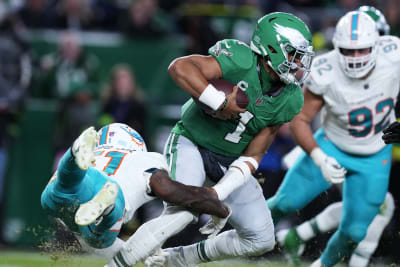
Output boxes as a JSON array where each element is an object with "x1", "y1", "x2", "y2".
[{"x1": 351, "y1": 13, "x2": 359, "y2": 41}]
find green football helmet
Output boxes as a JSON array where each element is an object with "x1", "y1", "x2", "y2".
[
  {"x1": 358, "y1": 6, "x2": 390, "y2": 36},
  {"x1": 250, "y1": 12, "x2": 314, "y2": 86}
]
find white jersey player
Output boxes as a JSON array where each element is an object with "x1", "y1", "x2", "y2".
[
  {"x1": 41, "y1": 123, "x2": 229, "y2": 263},
  {"x1": 266, "y1": 11, "x2": 399, "y2": 267},
  {"x1": 308, "y1": 38, "x2": 399, "y2": 155},
  {"x1": 277, "y1": 7, "x2": 397, "y2": 266}
]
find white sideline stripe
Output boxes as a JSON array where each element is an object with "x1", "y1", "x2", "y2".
[
  {"x1": 167, "y1": 133, "x2": 176, "y2": 172},
  {"x1": 26, "y1": 30, "x2": 124, "y2": 47}
]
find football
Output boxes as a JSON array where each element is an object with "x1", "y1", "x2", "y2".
[{"x1": 194, "y1": 80, "x2": 249, "y2": 112}]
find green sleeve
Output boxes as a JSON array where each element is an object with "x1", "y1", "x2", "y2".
[{"x1": 208, "y1": 39, "x2": 254, "y2": 79}]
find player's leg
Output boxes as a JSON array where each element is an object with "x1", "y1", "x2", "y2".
[
  {"x1": 319, "y1": 145, "x2": 392, "y2": 267},
  {"x1": 271, "y1": 129, "x2": 344, "y2": 264},
  {"x1": 349, "y1": 192, "x2": 395, "y2": 267},
  {"x1": 56, "y1": 126, "x2": 98, "y2": 192},
  {"x1": 71, "y1": 126, "x2": 123, "y2": 227},
  {"x1": 107, "y1": 133, "x2": 204, "y2": 266},
  {"x1": 71, "y1": 165, "x2": 126, "y2": 248},
  {"x1": 267, "y1": 148, "x2": 331, "y2": 223},
  {"x1": 77, "y1": 234, "x2": 125, "y2": 259},
  {"x1": 277, "y1": 201, "x2": 343, "y2": 265},
  {"x1": 279, "y1": 192, "x2": 394, "y2": 266},
  {"x1": 75, "y1": 179, "x2": 119, "y2": 226},
  {"x1": 197, "y1": 177, "x2": 275, "y2": 260},
  {"x1": 42, "y1": 127, "x2": 125, "y2": 249},
  {"x1": 41, "y1": 126, "x2": 98, "y2": 213},
  {"x1": 111, "y1": 209, "x2": 196, "y2": 266},
  {"x1": 154, "y1": 177, "x2": 275, "y2": 266},
  {"x1": 164, "y1": 133, "x2": 206, "y2": 186}
]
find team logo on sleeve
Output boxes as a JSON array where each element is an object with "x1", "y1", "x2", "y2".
[{"x1": 211, "y1": 41, "x2": 232, "y2": 57}]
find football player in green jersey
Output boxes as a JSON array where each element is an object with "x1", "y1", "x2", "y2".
[{"x1": 111, "y1": 12, "x2": 314, "y2": 267}]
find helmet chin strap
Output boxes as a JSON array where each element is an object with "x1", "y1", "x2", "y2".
[
  {"x1": 266, "y1": 60, "x2": 284, "y2": 81},
  {"x1": 266, "y1": 59, "x2": 298, "y2": 85}
]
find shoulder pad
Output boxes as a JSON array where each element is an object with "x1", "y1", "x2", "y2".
[
  {"x1": 271, "y1": 84, "x2": 304, "y2": 124},
  {"x1": 209, "y1": 39, "x2": 254, "y2": 70},
  {"x1": 377, "y1": 35, "x2": 400, "y2": 64},
  {"x1": 305, "y1": 51, "x2": 336, "y2": 94}
]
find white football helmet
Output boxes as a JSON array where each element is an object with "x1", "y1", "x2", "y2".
[
  {"x1": 96, "y1": 123, "x2": 147, "y2": 152},
  {"x1": 332, "y1": 11, "x2": 379, "y2": 78}
]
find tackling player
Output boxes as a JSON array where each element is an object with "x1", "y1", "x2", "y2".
[
  {"x1": 40, "y1": 123, "x2": 230, "y2": 259},
  {"x1": 266, "y1": 10, "x2": 400, "y2": 267},
  {"x1": 124, "y1": 12, "x2": 314, "y2": 267}
]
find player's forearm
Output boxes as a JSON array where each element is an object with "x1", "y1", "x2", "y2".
[
  {"x1": 163, "y1": 184, "x2": 230, "y2": 218},
  {"x1": 213, "y1": 127, "x2": 277, "y2": 201},
  {"x1": 150, "y1": 170, "x2": 229, "y2": 218},
  {"x1": 290, "y1": 115, "x2": 318, "y2": 155},
  {"x1": 213, "y1": 156, "x2": 259, "y2": 201},
  {"x1": 183, "y1": 187, "x2": 230, "y2": 218}
]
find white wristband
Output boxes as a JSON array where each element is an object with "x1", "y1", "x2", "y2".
[
  {"x1": 310, "y1": 147, "x2": 325, "y2": 167},
  {"x1": 198, "y1": 84, "x2": 226, "y2": 111},
  {"x1": 238, "y1": 156, "x2": 259, "y2": 171},
  {"x1": 212, "y1": 158, "x2": 253, "y2": 201}
]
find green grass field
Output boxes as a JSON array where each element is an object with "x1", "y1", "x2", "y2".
[{"x1": 0, "y1": 251, "x2": 310, "y2": 267}]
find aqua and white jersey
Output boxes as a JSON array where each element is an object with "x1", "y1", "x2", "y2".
[
  {"x1": 305, "y1": 35, "x2": 400, "y2": 155},
  {"x1": 93, "y1": 123, "x2": 164, "y2": 223},
  {"x1": 94, "y1": 150, "x2": 169, "y2": 223}
]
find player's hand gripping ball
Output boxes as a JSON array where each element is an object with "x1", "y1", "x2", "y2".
[{"x1": 195, "y1": 80, "x2": 249, "y2": 119}]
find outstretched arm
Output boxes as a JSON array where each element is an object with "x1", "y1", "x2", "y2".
[{"x1": 149, "y1": 169, "x2": 230, "y2": 218}]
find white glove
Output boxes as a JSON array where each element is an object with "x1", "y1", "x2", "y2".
[
  {"x1": 144, "y1": 249, "x2": 170, "y2": 267},
  {"x1": 199, "y1": 206, "x2": 232, "y2": 238},
  {"x1": 310, "y1": 147, "x2": 347, "y2": 184}
]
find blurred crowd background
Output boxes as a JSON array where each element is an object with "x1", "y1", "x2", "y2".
[{"x1": 0, "y1": 0, "x2": 400, "y2": 265}]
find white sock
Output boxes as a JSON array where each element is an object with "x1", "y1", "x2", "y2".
[
  {"x1": 296, "y1": 221, "x2": 316, "y2": 241},
  {"x1": 315, "y1": 201, "x2": 342, "y2": 232},
  {"x1": 349, "y1": 253, "x2": 369, "y2": 267}
]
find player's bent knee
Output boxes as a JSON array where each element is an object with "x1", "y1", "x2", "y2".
[
  {"x1": 239, "y1": 228, "x2": 276, "y2": 256},
  {"x1": 242, "y1": 236, "x2": 275, "y2": 256},
  {"x1": 254, "y1": 236, "x2": 276, "y2": 255}
]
